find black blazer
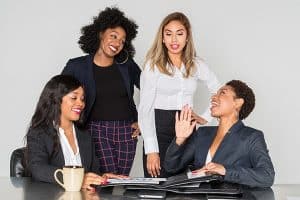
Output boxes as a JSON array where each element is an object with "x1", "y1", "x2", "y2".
[
  {"x1": 61, "y1": 54, "x2": 141, "y2": 124},
  {"x1": 164, "y1": 120, "x2": 275, "y2": 188},
  {"x1": 27, "y1": 125, "x2": 99, "y2": 183}
]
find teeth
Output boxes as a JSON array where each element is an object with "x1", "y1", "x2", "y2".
[
  {"x1": 72, "y1": 108, "x2": 81, "y2": 113},
  {"x1": 211, "y1": 102, "x2": 218, "y2": 107},
  {"x1": 109, "y1": 45, "x2": 117, "y2": 52}
]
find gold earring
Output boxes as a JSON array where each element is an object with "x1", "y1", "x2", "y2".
[{"x1": 115, "y1": 50, "x2": 129, "y2": 65}]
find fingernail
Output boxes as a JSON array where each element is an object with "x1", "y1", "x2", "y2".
[
  {"x1": 100, "y1": 181, "x2": 107, "y2": 185},
  {"x1": 100, "y1": 180, "x2": 107, "y2": 184}
]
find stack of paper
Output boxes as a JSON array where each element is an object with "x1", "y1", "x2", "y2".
[
  {"x1": 187, "y1": 171, "x2": 206, "y2": 179},
  {"x1": 107, "y1": 177, "x2": 166, "y2": 185}
]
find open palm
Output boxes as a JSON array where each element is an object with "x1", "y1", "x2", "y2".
[{"x1": 175, "y1": 106, "x2": 197, "y2": 139}]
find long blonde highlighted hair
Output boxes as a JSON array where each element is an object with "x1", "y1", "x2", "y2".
[{"x1": 144, "y1": 12, "x2": 197, "y2": 78}]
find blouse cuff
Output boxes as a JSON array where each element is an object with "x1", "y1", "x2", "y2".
[{"x1": 143, "y1": 138, "x2": 159, "y2": 154}]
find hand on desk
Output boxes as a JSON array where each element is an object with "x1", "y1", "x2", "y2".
[
  {"x1": 82, "y1": 172, "x2": 129, "y2": 191},
  {"x1": 82, "y1": 172, "x2": 106, "y2": 191},
  {"x1": 102, "y1": 173, "x2": 128, "y2": 179},
  {"x1": 192, "y1": 162, "x2": 226, "y2": 176}
]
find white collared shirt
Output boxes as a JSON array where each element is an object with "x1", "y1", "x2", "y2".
[
  {"x1": 138, "y1": 58, "x2": 220, "y2": 154},
  {"x1": 58, "y1": 124, "x2": 82, "y2": 166}
]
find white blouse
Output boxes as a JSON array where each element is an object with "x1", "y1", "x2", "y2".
[
  {"x1": 58, "y1": 124, "x2": 82, "y2": 166},
  {"x1": 205, "y1": 150, "x2": 212, "y2": 164},
  {"x1": 138, "y1": 58, "x2": 220, "y2": 154}
]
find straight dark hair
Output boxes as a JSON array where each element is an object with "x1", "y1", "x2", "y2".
[{"x1": 25, "y1": 75, "x2": 84, "y2": 158}]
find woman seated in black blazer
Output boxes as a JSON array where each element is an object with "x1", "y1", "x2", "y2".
[
  {"x1": 164, "y1": 80, "x2": 275, "y2": 188},
  {"x1": 26, "y1": 75, "x2": 125, "y2": 191}
]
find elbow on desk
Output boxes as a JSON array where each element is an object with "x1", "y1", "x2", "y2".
[
  {"x1": 262, "y1": 170, "x2": 275, "y2": 188},
  {"x1": 225, "y1": 168, "x2": 275, "y2": 188}
]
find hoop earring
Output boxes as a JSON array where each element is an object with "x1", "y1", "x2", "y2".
[{"x1": 115, "y1": 50, "x2": 129, "y2": 65}]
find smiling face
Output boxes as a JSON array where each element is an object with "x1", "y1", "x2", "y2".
[
  {"x1": 98, "y1": 26, "x2": 126, "y2": 58},
  {"x1": 60, "y1": 87, "x2": 85, "y2": 125},
  {"x1": 210, "y1": 85, "x2": 244, "y2": 120},
  {"x1": 163, "y1": 20, "x2": 188, "y2": 56}
]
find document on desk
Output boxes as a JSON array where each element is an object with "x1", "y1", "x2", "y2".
[
  {"x1": 107, "y1": 177, "x2": 167, "y2": 185},
  {"x1": 187, "y1": 171, "x2": 206, "y2": 179}
]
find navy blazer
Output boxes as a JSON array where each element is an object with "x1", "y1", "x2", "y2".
[
  {"x1": 164, "y1": 121, "x2": 275, "y2": 188},
  {"x1": 61, "y1": 54, "x2": 141, "y2": 124},
  {"x1": 27, "y1": 125, "x2": 99, "y2": 183}
]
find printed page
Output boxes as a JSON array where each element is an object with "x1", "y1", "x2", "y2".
[
  {"x1": 187, "y1": 171, "x2": 206, "y2": 179},
  {"x1": 107, "y1": 177, "x2": 167, "y2": 185}
]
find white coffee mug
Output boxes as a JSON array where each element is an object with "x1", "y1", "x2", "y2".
[{"x1": 54, "y1": 166, "x2": 84, "y2": 192}]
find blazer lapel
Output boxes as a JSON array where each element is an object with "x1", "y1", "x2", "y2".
[
  {"x1": 213, "y1": 121, "x2": 245, "y2": 163},
  {"x1": 86, "y1": 54, "x2": 96, "y2": 104},
  {"x1": 48, "y1": 126, "x2": 65, "y2": 166},
  {"x1": 75, "y1": 127, "x2": 87, "y2": 169},
  {"x1": 116, "y1": 63, "x2": 131, "y2": 96},
  {"x1": 194, "y1": 127, "x2": 217, "y2": 167}
]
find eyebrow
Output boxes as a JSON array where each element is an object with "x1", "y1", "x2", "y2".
[
  {"x1": 70, "y1": 91, "x2": 82, "y2": 95},
  {"x1": 111, "y1": 31, "x2": 119, "y2": 34},
  {"x1": 111, "y1": 31, "x2": 126, "y2": 39},
  {"x1": 219, "y1": 88, "x2": 228, "y2": 93},
  {"x1": 164, "y1": 28, "x2": 185, "y2": 32}
]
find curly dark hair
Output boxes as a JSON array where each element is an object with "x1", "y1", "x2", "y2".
[
  {"x1": 226, "y1": 80, "x2": 255, "y2": 120},
  {"x1": 78, "y1": 7, "x2": 138, "y2": 61}
]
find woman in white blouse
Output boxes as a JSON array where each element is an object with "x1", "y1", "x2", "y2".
[
  {"x1": 26, "y1": 75, "x2": 125, "y2": 191},
  {"x1": 138, "y1": 12, "x2": 220, "y2": 178}
]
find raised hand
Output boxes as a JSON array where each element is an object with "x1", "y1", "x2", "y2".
[{"x1": 175, "y1": 105, "x2": 197, "y2": 145}]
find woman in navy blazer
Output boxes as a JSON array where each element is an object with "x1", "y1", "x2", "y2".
[
  {"x1": 26, "y1": 75, "x2": 124, "y2": 190},
  {"x1": 61, "y1": 7, "x2": 141, "y2": 176},
  {"x1": 165, "y1": 80, "x2": 275, "y2": 188}
]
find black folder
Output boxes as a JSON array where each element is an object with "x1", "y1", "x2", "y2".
[
  {"x1": 102, "y1": 173, "x2": 222, "y2": 188},
  {"x1": 100, "y1": 173, "x2": 242, "y2": 196},
  {"x1": 125, "y1": 182, "x2": 242, "y2": 196}
]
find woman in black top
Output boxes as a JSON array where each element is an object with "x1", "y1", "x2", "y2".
[{"x1": 62, "y1": 7, "x2": 141, "y2": 175}]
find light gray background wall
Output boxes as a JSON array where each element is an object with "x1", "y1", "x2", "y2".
[{"x1": 1, "y1": 0, "x2": 299, "y2": 183}]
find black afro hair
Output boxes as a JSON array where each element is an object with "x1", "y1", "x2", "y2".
[{"x1": 78, "y1": 7, "x2": 138, "y2": 59}]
